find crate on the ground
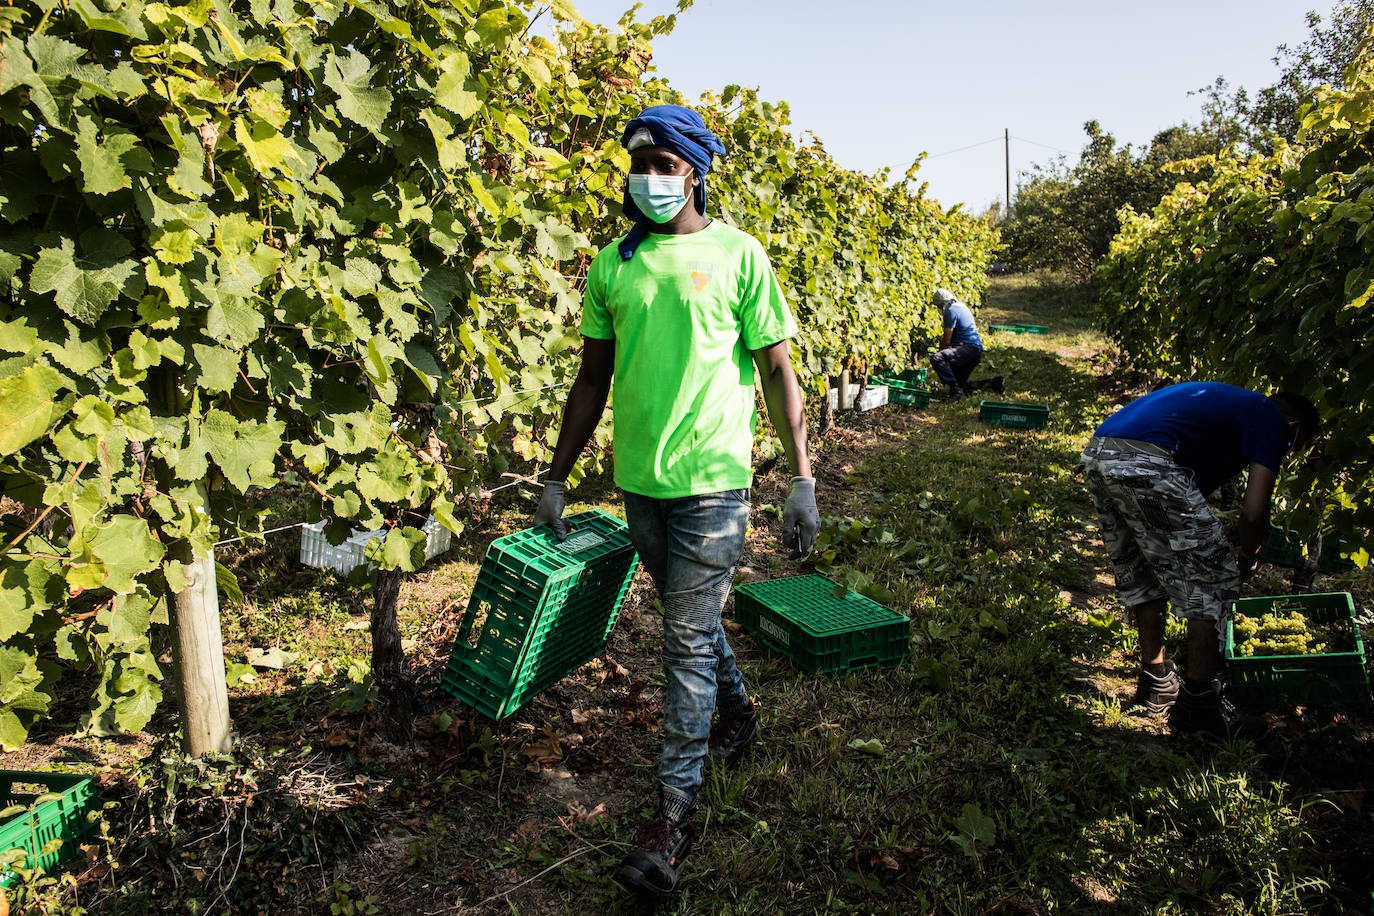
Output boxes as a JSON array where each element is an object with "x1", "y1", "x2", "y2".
[
  {"x1": 1224, "y1": 592, "x2": 1370, "y2": 707},
  {"x1": 440, "y1": 509, "x2": 639, "y2": 719},
  {"x1": 1, "y1": 770, "x2": 98, "y2": 888},
  {"x1": 891, "y1": 367, "x2": 928, "y2": 385},
  {"x1": 978, "y1": 400, "x2": 1049, "y2": 429},
  {"x1": 1259, "y1": 524, "x2": 1360, "y2": 574},
  {"x1": 733, "y1": 574, "x2": 908, "y2": 674},
  {"x1": 1318, "y1": 544, "x2": 1357, "y2": 575},
  {"x1": 886, "y1": 386, "x2": 932, "y2": 408},
  {"x1": 870, "y1": 375, "x2": 932, "y2": 408},
  {"x1": 827, "y1": 384, "x2": 888, "y2": 412},
  {"x1": 299, "y1": 515, "x2": 452, "y2": 574},
  {"x1": 989, "y1": 324, "x2": 1048, "y2": 335}
]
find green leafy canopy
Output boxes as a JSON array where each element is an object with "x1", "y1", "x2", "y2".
[{"x1": 0, "y1": 0, "x2": 994, "y2": 747}]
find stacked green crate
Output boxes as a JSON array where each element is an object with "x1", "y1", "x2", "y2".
[
  {"x1": 733, "y1": 575, "x2": 908, "y2": 673},
  {"x1": 892, "y1": 367, "x2": 928, "y2": 385},
  {"x1": 1224, "y1": 592, "x2": 1370, "y2": 707},
  {"x1": 440, "y1": 510, "x2": 639, "y2": 719},
  {"x1": 1, "y1": 771, "x2": 98, "y2": 887},
  {"x1": 869, "y1": 375, "x2": 932, "y2": 407}
]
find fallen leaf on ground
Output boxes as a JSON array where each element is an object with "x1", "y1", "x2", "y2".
[
  {"x1": 520, "y1": 728, "x2": 563, "y2": 765},
  {"x1": 326, "y1": 729, "x2": 356, "y2": 748},
  {"x1": 873, "y1": 851, "x2": 900, "y2": 871},
  {"x1": 848, "y1": 737, "x2": 885, "y2": 756},
  {"x1": 246, "y1": 646, "x2": 298, "y2": 669},
  {"x1": 560, "y1": 802, "x2": 608, "y2": 827}
]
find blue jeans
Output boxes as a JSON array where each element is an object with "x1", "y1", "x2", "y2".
[
  {"x1": 622, "y1": 488, "x2": 752, "y2": 822},
  {"x1": 930, "y1": 343, "x2": 982, "y2": 391}
]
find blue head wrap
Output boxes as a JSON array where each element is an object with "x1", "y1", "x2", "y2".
[{"x1": 617, "y1": 104, "x2": 727, "y2": 260}]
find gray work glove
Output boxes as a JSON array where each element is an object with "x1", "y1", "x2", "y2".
[
  {"x1": 782, "y1": 476, "x2": 820, "y2": 558},
  {"x1": 534, "y1": 479, "x2": 568, "y2": 541}
]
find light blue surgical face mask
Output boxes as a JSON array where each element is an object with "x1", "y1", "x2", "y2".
[{"x1": 628, "y1": 173, "x2": 692, "y2": 223}]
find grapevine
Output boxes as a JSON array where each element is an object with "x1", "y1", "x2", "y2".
[
  {"x1": 1097, "y1": 51, "x2": 1374, "y2": 551},
  {"x1": 0, "y1": 0, "x2": 995, "y2": 747}
]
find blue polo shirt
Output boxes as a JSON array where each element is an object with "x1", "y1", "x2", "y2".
[
  {"x1": 943, "y1": 301, "x2": 982, "y2": 350},
  {"x1": 1094, "y1": 382, "x2": 1290, "y2": 495}
]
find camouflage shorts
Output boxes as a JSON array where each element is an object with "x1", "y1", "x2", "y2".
[{"x1": 1079, "y1": 441, "x2": 1238, "y2": 623}]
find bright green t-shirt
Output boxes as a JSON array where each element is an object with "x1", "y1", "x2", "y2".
[{"x1": 580, "y1": 220, "x2": 798, "y2": 498}]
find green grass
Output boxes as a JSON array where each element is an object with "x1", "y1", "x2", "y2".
[{"x1": 6, "y1": 276, "x2": 1372, "y2": 915}]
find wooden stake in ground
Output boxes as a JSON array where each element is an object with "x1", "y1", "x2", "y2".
[
  {"x1": 371, "y1": 563, "x2": 415, "y2": 742},
  {"x1": 169, "y1": 537, "x2": 232, "y2": 756},
  {"x1": 370, "y1": 505, "x2": 427, "y2": 742}
]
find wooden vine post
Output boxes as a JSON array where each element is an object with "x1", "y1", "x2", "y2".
[
  {"x1": 167, "y1": 490, "x2": 232, "y2": 756},
  {"x1": 371, "y1": 564, "x2": 414, "y2": 743}
]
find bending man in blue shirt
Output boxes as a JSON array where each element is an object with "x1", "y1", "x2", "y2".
[
  {"x1": 1079, "y1": 383, "x2": 1319, "y2": 739},
  {"x1": 928, "y1": 289, "x2": 1001, "y2": 400}
]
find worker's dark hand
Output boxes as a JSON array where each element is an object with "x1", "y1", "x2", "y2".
[
  {"x1": 782, "y1": 476, "x2": 819, "y2": 558},
  {"x1": 534, "y1": 480, "x2": 568, "y2": 541},
  {"x1": 1238, "y1": 553, "x2": 1257, "y2": 582}
]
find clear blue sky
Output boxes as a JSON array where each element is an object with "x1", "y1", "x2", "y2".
[{"x1": 563, "y1": 0, "x2": 1322, "y2": 211}]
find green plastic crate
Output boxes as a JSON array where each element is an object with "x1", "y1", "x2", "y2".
[
  {"x1": 440, "y1": 509, "x2": 639, "y2": 719},
  {"x1": 733, "y1": 575, "x2": 908, "y2": 673},
  {"x1": 1318, "y1": 544, "x2": 1357, "y2": 575},
  {"x1": 892, "y1": 367, "x2": 928, "y2": 384},
  {"x1": 888, "y1": 386, "x2": 932, "y2": 407},
  {"x1": 1258, "y1": 524, "x2": 1304, "y2": 567},
  {"x1": 0, "y1": 770, "x2": 98, "y2": 887},
  {"x1": 1259, "y1": 524, "x2": 1359, "y2": 573},
  {"x1": 1224, "y1": 592, "x2": 1370, "y2": 707},
  {"x1": 870, "y1": 376, "x2": 932, "y2": 407},
  {"x1": 988, "y1": 324, "x2": 1025, "y2": 333},
  {"x1": 1014, "y1": 324, "x2": 1049, "y2": 334},
  {"x1": 978, "y1": 400, "x2": 1049, "y2": 429}
]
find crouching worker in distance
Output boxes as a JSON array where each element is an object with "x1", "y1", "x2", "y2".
[
  {"x1": 1079, "y1": 383, "x2": 1319, "y2": 740},
  {"x1": 532, "y1": 104, "x2": 819, "y2": 900},
  {"x1": 928, "y1": 288, "x2": 1001, "y2": 400}
]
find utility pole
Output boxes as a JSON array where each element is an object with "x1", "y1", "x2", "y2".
[{"x1": 1004, "y1": 128, "x2": 1011, "y2": 220}]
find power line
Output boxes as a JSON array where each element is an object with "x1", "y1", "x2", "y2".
[
  {"x1": 1011, "y1": 135, "x2": 1070, "y2": 155},
  {"x1": 925, "y1": 136, "x2": 1004, "y2": 158}
]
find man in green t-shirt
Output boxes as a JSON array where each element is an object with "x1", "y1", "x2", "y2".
[{"x1": 534, "y1": 104, "x2": 818, "y2": 901}]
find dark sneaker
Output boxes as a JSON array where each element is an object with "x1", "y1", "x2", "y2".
[
  {"x1": 1132, "y1": 660, "x2": 1180, "y2": 716},
  {"x1": 944, "y1": 386, "x2": 971, "y2": 402},
  {"x1": 989, "y1": 375, "x2": 1004, "y2": 396},
  {"x1": 1168, "y1": 681, "x2": 1268, "y2": 742},
  {"x1": 707, "y1": 700, "x2": 760, "y2": 770},
  {"x1": 614, "y1": 815, "x2": 694, "y2": 900}
]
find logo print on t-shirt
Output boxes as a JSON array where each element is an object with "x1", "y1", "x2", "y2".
[{"x1": 690, "y1": 270, "x2": 710, "y2": 291}]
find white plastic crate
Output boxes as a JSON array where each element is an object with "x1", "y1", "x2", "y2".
[
  {"x1": 827, "y1": 385, "x2": 888, "y2": 412},
  {"x1": 299, "y1": 516, "x2": 452, "y2": 574}
]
